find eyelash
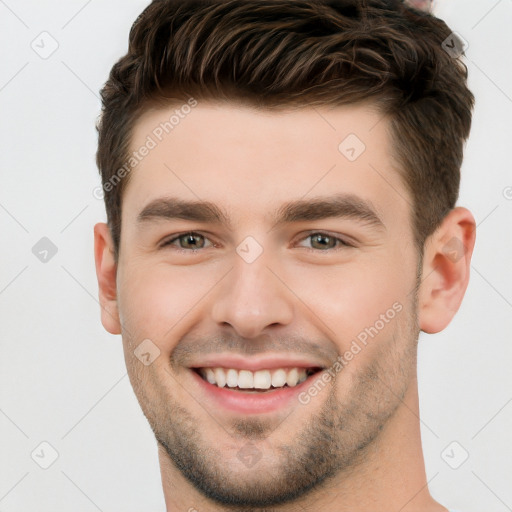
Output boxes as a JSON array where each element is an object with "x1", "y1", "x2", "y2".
[{"x1": 159, "y1": 231, "x2": 354, "y2": 253}]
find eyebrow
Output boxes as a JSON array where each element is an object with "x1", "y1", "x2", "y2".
[{"x1": 136, "y1": 193, "x2": 385, "y2": 232}]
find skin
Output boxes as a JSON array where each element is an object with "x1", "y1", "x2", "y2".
[{"x1": 94, "y1": 102, "x2": 476, "y2": 511}]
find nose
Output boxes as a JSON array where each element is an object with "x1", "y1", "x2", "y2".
[{"x1": 210, "y1": 251, "x2": 294, "y2": 339}]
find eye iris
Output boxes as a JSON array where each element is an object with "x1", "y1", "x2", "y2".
[
  {"x1": 311, "y1": 234, "x2": 336, "y2": 250},
  {"x1": 180, "y1": 233, "x2": 204, "y2": 249},
  {"x1": 172, "y1": 234, "x2": 341, "y2": 250}
]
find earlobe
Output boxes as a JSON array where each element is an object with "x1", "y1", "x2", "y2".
[
  {"x1": 94, "y1": 222, "x2": 122, "y2": 335},
  {"x1": 418, "y1": 207, "x2": 476, "y2": 334}
]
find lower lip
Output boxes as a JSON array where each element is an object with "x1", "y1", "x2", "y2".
[{"x1": 189, "y1": 369, "x2": 318, "y2": 414}]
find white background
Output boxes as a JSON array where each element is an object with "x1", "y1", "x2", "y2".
[{"x1": 0, "y1": 1, "x2": 511, "y2": 511}]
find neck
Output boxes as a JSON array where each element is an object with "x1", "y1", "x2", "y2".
[{"x1": 158, "y1": 375, "x2": 448, "y2": 512}]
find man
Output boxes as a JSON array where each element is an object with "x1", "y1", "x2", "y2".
[{"x1": 93, "y1": 0, "x2": 475, "y2": 510}]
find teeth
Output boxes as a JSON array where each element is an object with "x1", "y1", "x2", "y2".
[
  {"x1": 271, "y1": 369, "x2": 287, "y2": 388},
  {"x1": 253, "y1": 370, "x2": 271, "y2": 389},
  {"x1": 214, "y1": 367, "x2": 226, "y2": 388},
  {"x1": 238, "y1": 370, "x2": 253, "y2": 389},
  {"x1": 286, "y1": 368, "x2": 299, "y2": 387},
  {"x1": 226, "y1": 369, "x2": 238, "y2": 388},
  {"x1": 197, "y1": 367, "x2": 311, "y2": 390},
  {"x1": 205, "y1": 368, "x2": 216, "y2": 385}
]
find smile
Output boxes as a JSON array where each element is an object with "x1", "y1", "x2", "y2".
[
  {"x1": 194, "y1": 366, "x2": 320, "y2": 391},
  {"x1": 188, "y1": 360, "x2": 327, "y2": 414}
]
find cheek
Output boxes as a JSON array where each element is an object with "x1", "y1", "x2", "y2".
[
  {"x1": 117, "y1": 262, "x2": 219, "y2": 343},
  {"x1": 286, "y1": 256, "x2": 412, "y2": 342}
]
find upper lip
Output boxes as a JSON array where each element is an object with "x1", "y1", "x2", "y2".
[{"x1": 188, "y1": 354, "x2": 328, "y2": 372}]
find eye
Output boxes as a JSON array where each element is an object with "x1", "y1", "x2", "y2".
[
  {"x1": 160, "y1": 232, "x2": 214, "y2": 252},
  {"x1": 159, "y1": 231, "x2": 354, "y2": 253},
  {"x1": 296, "y1": 232, "x2": 354, "y2": 251}
]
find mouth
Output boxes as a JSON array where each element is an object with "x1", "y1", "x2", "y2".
[
  {"x1": 188, "y1": 362, "x2": 327, "y2": 414},
  {"x1": 192, "y1": 366, "x2": 323, "y2": 393}
]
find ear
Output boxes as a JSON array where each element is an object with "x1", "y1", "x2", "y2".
[
  {"x1": 418, "y1": 207, "x2": 476, "y2": 333},
  {"x1": 94, "y1": 222, "x2": 122, "y2": 335}
]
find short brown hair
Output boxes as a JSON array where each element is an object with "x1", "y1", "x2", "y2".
[{"x1": 96, "y1": 0, "x2": 474, "y2": 262}]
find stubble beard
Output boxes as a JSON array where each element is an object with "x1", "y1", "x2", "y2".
[{"x1": 125, "y1": 293, "x2": 420, "y2": 510}]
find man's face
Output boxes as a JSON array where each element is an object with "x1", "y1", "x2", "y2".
[{"x1": 115, "y1": 102, "x2": 421, "y2": 506}]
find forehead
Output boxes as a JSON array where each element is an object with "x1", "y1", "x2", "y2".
[{"x1": 122, "y1": 101, "x2": 411, "y2": 231}]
